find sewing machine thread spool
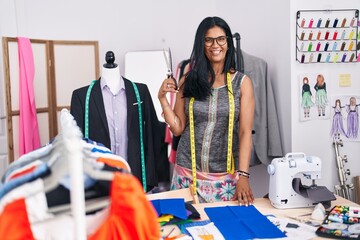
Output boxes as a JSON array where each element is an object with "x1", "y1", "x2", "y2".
[{"x1": 328, "y1": 215, "x2": 343, "y2": 223}]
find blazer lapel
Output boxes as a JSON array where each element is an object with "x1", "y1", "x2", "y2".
[{"x1": 124, "y1": 78, "x2": 136, "y2": 132}]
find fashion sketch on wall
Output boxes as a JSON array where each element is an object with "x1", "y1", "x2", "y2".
[
  {"x1": 299, "y1": 72, "x2": 330, "y2": 121},
  {"x1": 330, "y1": 95, "x2": 360, "y2": 142}
]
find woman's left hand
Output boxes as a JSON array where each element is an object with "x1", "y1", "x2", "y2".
[{"x1": 234, "y1": 177, "x2": 254, "y2": 206}]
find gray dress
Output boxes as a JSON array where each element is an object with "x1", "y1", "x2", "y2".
[{"x1": 176, "y1": 72, "x2": 244, "y2": 173}]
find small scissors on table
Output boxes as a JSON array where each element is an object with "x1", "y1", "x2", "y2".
[{"x1": 163, "y1": 48, "x2": 178, "y2": 90}]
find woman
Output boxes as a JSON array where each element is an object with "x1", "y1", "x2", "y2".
[
  {"x1": 331, "y1": 99, "x2": 347, "y2": 140},
  {"x1": 301, "y1": 77, "x2": 314, "y2": 118},
  {"x1": 158, "y1": 16, "x2": 255, "y2": 206},
  {"x1": 346, "y1": 96, "x2": 359, "y2": 139},
  {"x1": 314, "y1": 74, "x2": 328, "y2": 117}
]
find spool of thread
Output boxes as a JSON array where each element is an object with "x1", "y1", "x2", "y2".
[
  {"x1": 316, "y1": 42, "x2": 321, "y2": 51},
  {"x1": 341, "y1": 42, "x2": 346, "y2": 51},
  {"x1": 357, "y1": 41, "x2": 360, "y2": 51},
  {"x1": 324, "y1": 42, "x2": 329, "y2": 51},
  {"x1": 348, "y1": 41, "x2": 354, "y2": 51},
  {"x1": 341, "y1": 30, "x2": 346, "y2": 40},
  {"x1": 301, "y1": 18, "x2": 305, "y2": 27},
  {"x1": 341, "y1": 53, "x2": 347, "y2": 62},
  {"x1": 341, "y1": 18, "x2": 347, "y2": 27},
  {"x1": 333, "y1": 31, "x2": 338, "y2": 40},
  {"x1": 353, "y1": 176, "x2": 360, "y2": 204},
  {"x1": 349, "y1": 30, "x2": 354, "y2": 40},
  {"x1": 350, "y1": 17, "x2": 355, "y2": 27},
  {"x1": 332, "y1": 42, "x2": 338, "y2": 51},
  {"x1": 317, "y1": 31, "x2": 321, "y2": 40},
  {"x1": 328, "y1": 215, "x2": 343, "y2": 223},
  {"x1": 300, "y1": 42, "x2": 304, "y2": 51},
  {"x1": 308, "y1": 42, "x2": 313, "y2": 52},
  {"x1": 308, "y1": 18, "x2": 314, "y2": 28},
  {"x1": 317, "y1": 53, "x2": 322, "y2": 62},
  {"x1": 333, "y1": 53, "x2": 339, "y2": 63},
  {"x1": 325, "y1": 53, "x2": 331, "y2": 62},
  {"x1": 309, "y1": 53, "x2": 314, "y2": 63},
  {"x1": 316, "y1": 18, "x2": 322, "y2": 28},
  {"x1": 349, "y1": 53, "x2": 355, "y2": 62},
  {"x1": 325, "y1": 18, "x2": 330, "y2": 28},
  {"x1": 325, "y1": 31, "x2": 330, "y2": 40},
  {"x1": 333, "y1": 18, "x2": 338, "y2": 28},
  {"x1": 300, "y1": 31, "x2": 305, "y2": 40},
  {"x1": 308, "y1": 31, "x2": 313, "y2": 40},
  {"x1": 301, "y1": 54, "x2": 305, "y2": 63},
  {"x1": 358, "y1": 53, "x2": 360, "y2": 62}
]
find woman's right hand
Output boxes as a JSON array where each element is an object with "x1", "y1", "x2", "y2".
[{"x1": 158, "y1": 77, "x2": 178, "y2": 101}]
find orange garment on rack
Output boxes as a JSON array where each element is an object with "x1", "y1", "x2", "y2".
[
  {"x1": 89, "y1": 172, "x2": 160, "y2": 240},
  {"x1": 0, "y1": 198, "x2": 35, "y2": 240},
  {"x1": 97, "y1": 157, "x2": 130, "y2": 173}
]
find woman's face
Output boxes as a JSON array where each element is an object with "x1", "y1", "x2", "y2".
[
  {"x1": 204, "y1": 26, "x2": 227, "y2": 65},
  {"x1": 350, "y1": 98, "x2": 356, "y2": 105}
]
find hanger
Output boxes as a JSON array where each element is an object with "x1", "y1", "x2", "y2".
[
  {"x1": 43, "y1": 109, "x2": 116, "y2": 192},
  {"x1": 43, "y1": 109, "x2": 136, "y2": 216}
]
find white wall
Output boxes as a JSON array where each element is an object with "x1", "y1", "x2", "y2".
[
  {"x1": 1, "y1": 0, "x2": 358, "y2": 199},
  {"x1": 290, "y1": 0, "x2": 360, "y2": 198}
]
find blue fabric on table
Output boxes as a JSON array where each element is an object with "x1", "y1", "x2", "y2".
[
  {"x1": 205, "y1": 205, "x2": 286, "y2": 240},
  {"x1": 151, "y1": 198, "x2": 188, "y2": 220}
]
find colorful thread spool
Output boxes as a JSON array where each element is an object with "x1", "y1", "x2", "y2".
[{"x1": 316, "y1": 18, "x2": 322, "y2": 28}]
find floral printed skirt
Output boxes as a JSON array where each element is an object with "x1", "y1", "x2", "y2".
[{"x1": 170, "y1": 164, "x2": 238, "y2": 203}]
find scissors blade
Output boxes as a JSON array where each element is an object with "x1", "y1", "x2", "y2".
[
  {"x1": 163, "y1": 49, "x2": 171, "y2": 75},
  {"x1": 163, "y1": 48, "x2": 178, "y2": 90},
  {"x1": 168, "y1": 48, "x2": 173, "y2": 76}
]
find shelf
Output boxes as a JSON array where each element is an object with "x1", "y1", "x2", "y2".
[{"x1": 296, "y1": 9, "x2": 359, "y2": 64}]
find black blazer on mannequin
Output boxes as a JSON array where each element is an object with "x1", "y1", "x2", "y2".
[{"x1": 70, "y1": 77, "x2": 161, "y2": 190}]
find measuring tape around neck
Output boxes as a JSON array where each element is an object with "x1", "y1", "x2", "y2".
[
  {"x1": 84, "y1": 80, "x2": 147, "y2": 192},
  {"x1": 189, "y1": 72, "x2": 235, "y2": 195},
  {"x1": 84, "y1": 80, "x2": 97, "y2": 138},
  {"x1": 130, "y1": 82, "x2": 147, "y2": 192}
]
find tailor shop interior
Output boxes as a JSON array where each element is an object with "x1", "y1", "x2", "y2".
[{"x1": 1, "y1": 7, "x2": 360, "y2": 240}]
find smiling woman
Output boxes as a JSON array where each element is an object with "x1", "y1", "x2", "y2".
[{"x1": 157, "y1": 16, "x2": 255, "y2": 206}]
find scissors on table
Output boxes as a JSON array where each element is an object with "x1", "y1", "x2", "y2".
[{"x1": 163, "y1": 48, "x2": 178, "y2": 90}]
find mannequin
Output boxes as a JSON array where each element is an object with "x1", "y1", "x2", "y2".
[
  {"x1": 101, "y1": 51, "x2": 121, "y2": 95},
  {"x1": 70, "y1": 51, "x2": 161, "y2": 192}
]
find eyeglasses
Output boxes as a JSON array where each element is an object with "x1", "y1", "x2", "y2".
[{"x1": 204, "y1": 36, "x2": 228, "y2": 46}]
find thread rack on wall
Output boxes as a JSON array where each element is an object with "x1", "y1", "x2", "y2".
[{"x1": 296, "y1": 9, "x2": 359, "y2": 64}]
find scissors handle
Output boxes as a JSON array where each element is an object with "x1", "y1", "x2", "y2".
[{"x1": 167, "y1": 74, "x2": 178, "y2": 90}]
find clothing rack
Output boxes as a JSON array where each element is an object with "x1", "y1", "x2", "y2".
[{"x1": 60, "y1": 108, "x2": 86, "y2": 239}]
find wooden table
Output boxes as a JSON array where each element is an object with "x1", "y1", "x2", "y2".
[{"x1": 147, "y1": 188, "x2": 360, "y2": 239}]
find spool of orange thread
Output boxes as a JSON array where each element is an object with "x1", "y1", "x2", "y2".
[
  {"x1": 348, "y1": 41, "x2": 354, "y2": 51},
  {"x1": 317, "y1": 31, "x2": 321, "y2": 40}
]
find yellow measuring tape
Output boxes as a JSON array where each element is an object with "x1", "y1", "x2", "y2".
[{"x1": 189, "y1": 72, "x2": 235, "y2": 196}]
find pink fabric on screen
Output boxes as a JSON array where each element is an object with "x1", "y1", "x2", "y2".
[{"x1": 18, "y1": 37, "x2": 41, "y2": 156}]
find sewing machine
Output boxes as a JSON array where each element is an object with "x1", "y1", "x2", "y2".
[{"x1": 267, "y1": 152, "x2": 322, "y2": 209}]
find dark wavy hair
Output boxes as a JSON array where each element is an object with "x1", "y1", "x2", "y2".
[{"x1": 182, "y1": 16, "x2": 236, "y2": 100}]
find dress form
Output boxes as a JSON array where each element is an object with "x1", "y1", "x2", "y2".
[{"x1": 101, "y1": 51, "x2": 121, "y2": 95}]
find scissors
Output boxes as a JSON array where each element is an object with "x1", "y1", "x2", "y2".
[{"x1": 163, "y1": 48, "x2": 178, "y2": 90}]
